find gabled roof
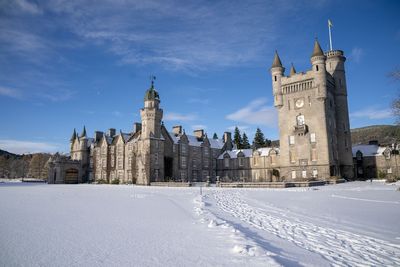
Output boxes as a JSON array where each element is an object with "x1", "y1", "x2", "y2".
[
  {"x1": 169, "y1": 132, "x2": 224, "y2": 149},
  {"x1": 352, "y1": 145, "x2": 387, "y2": 157},
  {"x1": 218, "y1": 147, "x2": 280, "y2": 159}
]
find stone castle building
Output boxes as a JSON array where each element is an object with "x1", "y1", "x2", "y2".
[{"x1": 48, "y1": 39, "x2": 357, "y2": 184}]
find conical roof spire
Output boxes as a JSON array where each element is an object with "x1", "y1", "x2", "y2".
[
  {"x1": 271, "y1": 50, "x2": 283, "y2": 68},
  {"x1": 311, "y1": 39, "x2": 324, "y2": 57},
  {"x1": 80, "y1": 126, "x2": 87, "y2": 138},
  {"x1": 70, "y1": 128, "x2": 76, "y2": 141},
  {"x1": 290, "y1": 63, "x2": 296, "y2": 76}
]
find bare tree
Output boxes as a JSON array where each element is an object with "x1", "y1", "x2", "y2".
[
  {"x1": 390, "y1": 68, "x2": 400, "y2": 124},
  {"x1": 29, "y1": 153, "x2": 50, "y2": 179}
]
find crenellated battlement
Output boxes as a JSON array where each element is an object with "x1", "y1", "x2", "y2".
[{"x1": 325, "y1": 50, "x2": 344, "y2": 57}]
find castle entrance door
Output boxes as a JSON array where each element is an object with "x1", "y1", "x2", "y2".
[{"x1": 65, "y1": 168, "x2": 78, "y2": 184}]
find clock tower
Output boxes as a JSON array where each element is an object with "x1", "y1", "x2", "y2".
[{"x1": 270, "y1": 40, "x2": 353, "y2": 181}]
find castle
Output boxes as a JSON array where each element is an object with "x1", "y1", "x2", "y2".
[{"x1": 48, "y1": 39, "x2": 356, "y2": 184}]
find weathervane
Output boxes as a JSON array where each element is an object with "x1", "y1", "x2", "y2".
[{"x1": 149, "y1": 75, "x2": 156, "y2": 88}]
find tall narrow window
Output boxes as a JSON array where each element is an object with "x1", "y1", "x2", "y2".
[
  {"x1": 289, "y1": 135, "x2": 295, "y2": 145},
  {"x1": 310, "y1": 133, "x2": 316, "y2": 143},
  {"x1": 224, "y1": 158, "x2": 230, "y2": 168},
  {"x1": 274, "y1": 76, "x2": 277, "y2": 82},
  {"x1": 291, "y1": 171, "x2": 296, "y2": 179},
  {"x1": 316, "y1": 65, "x2": 319, "y2": 71}
]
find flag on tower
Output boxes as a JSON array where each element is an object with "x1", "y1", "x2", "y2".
[{"x1": 328, "y1": 19, "x2": 333, "y2": 50}]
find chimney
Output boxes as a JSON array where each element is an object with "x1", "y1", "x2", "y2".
[
  {"x1": 224, "y1": 132, "x2": 233, "y2": 150},
  {"x1": 172, "y1": 125, "x2": 182, "y2": 135},
  {"x1": 94, "y1": 131, "x2": 103, "y2": 142},
  {"x1": 133, "y1": 123, "x2": 142, "y2": 133},
  {"x1": 108, "y1": 128, "x2": 116, "y2": 137},
  {"x1": 193, "y1": 129, "x2": 204, "y2": 140}
]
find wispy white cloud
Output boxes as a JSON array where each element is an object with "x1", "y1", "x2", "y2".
[
  {"x1": 350, "y1": 47, "x2": 363, "y2": 63},
  {"x1": 0, "y1": 86, "x2": 23, "y2": 99},
  {"x1": 164, "y1": 112, "x2": 197, "y2": 121},
  {"x1": 33, "y1": 0, "x2": 296, "y2": 71},
  {"x1": 0, "y1": 139, "x2": 61, "y2": 154},
  {"x1": 351, "y1": 107, "x2": 393, "y2": 120},
  {"x1": 226, "y1": 98, "x2": 277, "y2": 127}
]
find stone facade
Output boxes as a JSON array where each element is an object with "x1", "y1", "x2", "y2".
[
  {"x1": 63, "y1": 82, "x2": 224, "y2": 185},
  {"x1": 269, "y1": 40, "x2": 353, "y2": 181},
  {"x1": 50, "y1": 39, "x2": 367, "y2": 185},
  {"x1": 353, "y1": 143, "x2": 400, "y2": 180}
]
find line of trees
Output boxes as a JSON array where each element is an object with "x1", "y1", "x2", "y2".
[
  {"x1": 232, "y1": 127, "x2": 272, "y2": 149},
  {"x1": 0, "y1": 153, "x2": 50, "y2": 179}
]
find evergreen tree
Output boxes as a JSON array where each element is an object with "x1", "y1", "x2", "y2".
[
  {"x1": 242, "y1": 133, "x2": 250, "y2": 149},
  {"x1": 213, "y1": 133, "x2": 218, "y2": 139},
  {"x1": 253, "y1": 127, "x2": 265, "y2": 149},
  {"x1": 265, "y1": 138, "x2": 272, "y2": 147},
  {"x1": 233, "y1": 127, "x2": 243, "y2": 149}
]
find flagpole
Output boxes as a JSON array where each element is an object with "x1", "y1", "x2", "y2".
[{"x1": 328, "y1": 20, "x2": 333, "y2": 51}]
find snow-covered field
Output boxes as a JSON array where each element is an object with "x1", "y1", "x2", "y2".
[{"x1": 0, "y1": 181, "x2": 399, "y2": 266}]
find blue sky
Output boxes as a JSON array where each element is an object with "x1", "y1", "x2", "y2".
[{"x1": 0, "y1": 0, "x2": 399, "y2": 154}]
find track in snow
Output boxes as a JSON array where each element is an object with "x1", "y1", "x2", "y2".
[{"x1": 211, "y1": 190, "x2": 400, "y2": 267}]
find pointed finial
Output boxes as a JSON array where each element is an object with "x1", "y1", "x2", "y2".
[
  {"x1": 311, "y1": 38, "x2": 324, "y2": 57},
  {"x1": 290, "y1": 63, "x2": 296, "y2": 76},
  {"x1": 149, "y1": 75, "x2": 156, "y2": 89},
  {"x1": 271, "y1": 50, "x2": 283, "y2": 68},
  {"x1": 80, "y1": 126, "x2": 87, "y2": 138},
  {"x1": 70, "y1": 128, "x2": 76, "y2": 141}
]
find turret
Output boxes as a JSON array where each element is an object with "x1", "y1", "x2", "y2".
[
  {"x1": 289, "y1": 63, "x2": 296, "y2": 76},
  {"x1": 270, "y1": 51, "x2": 285, "y2": 107},
  {"x1": 325, "y1": 49, "x2": 347, "y2": 96},
  {"x1": 140, "y1": 78, "x2": 163, "y2": 139},
  {"x1": 79, "y1": 126, "x2": 88, "y2": 150},
  {"x1": 310, "y1": 39, "x2": 327, "y2": 99},
  {"x1": 70, "y1": 128, "x2": 76, "y2": 151}
]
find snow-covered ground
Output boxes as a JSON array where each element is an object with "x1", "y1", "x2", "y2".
[{"x1": 0, "y1": 181, "x2": 399, "y2": 266}]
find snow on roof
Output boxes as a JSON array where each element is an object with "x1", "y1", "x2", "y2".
[
  {"x1": 352, "y1": 145, "x2": 387, "y2": 157},
  {"x1": 209, "y1": 138, "x2": 224, "y2": 149},
  {"x1": 218, "y1": 149, "x2": 253, "y2": 159},
  {"x1": 218, "y1": 147, "x2": 280, "y2": 159},
  {"x1": 169, "y1": 132, "x2": 224, "y2": 149},
  {"x1": 121, "y1": 133, "x2": 131, "y2": 142}
]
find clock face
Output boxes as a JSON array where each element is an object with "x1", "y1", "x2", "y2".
[{"x1": 295, "y1": 98, "x2": 304, "y2": 108}]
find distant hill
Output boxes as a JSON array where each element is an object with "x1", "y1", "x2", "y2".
[
  {"x1": 0, "y1": 149, "x2": 22, "y2": 159},
  {"x1": 351, "y1": 125, "x2": 400, "y2": 146}
]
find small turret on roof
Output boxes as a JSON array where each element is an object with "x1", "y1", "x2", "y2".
[
  {"x1": 144, "y1": 75, "x2": 160, "y2": 101},
  {"x1": 80, "y1": 126, "x2": 87, "y2": 138},
  {"x1": 311, "y1": 39, "x2": 324, "y2": 57},
  {"x1": 289, "y1": 63, "x2": 296, "y2": 76},
  {"x1": 70, "y1": 128, "x2": 76, "y2": 141},
  {"x1": 271, "y1": 50, "x2": 283, "y2": 68}
]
